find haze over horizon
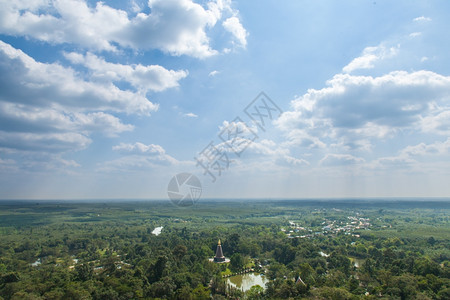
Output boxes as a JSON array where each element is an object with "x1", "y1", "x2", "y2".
[{"x1": 1, "y1": 0, "x2": 450, "y2": 200}]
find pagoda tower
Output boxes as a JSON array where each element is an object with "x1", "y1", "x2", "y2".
[{"x1": 213, "y1": 239, "x2": 226, "y2": 262}]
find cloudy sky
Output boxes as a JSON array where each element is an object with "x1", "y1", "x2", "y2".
[{"x1": 1, "y1": 0, "x2": 450, "y2": 200}]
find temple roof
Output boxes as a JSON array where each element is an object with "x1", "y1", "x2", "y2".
[{"x1": 215, "y1": 239, "x2": 224, "y2": 259}]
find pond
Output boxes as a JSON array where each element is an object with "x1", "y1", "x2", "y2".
[{"x1": 226, "y1": 273, "x2": 268, "y2": 292}]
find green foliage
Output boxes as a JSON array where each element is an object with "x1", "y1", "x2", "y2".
[
  {"x1": 327, "y1": 252, "x2": 351, "y2": 276},
  {"x1": 229, "y1": 253, "x2": 244, "y2": 272},
  {"x1": 437, "y1": 287, "x2": 450, "y2": 300},
  {"x1": 311, "y1": 286, "x2": 354, "y2": 300},
  {"x1": 246, "y1": 285, "x2": 264, "y2": 300},
  {"x1": 0, "y1": 200, "x2": 448, "y2": 299},
  {"x1": 267, "y1": 261, "x2": 289, "y2": 280},
  {"x1": 297, "y1": 262, "x2": 315, "y2": 285},
  {"x1": 0, "y1": 264, "x2": 6, "y2": 275},
  {"x1": 74, "y1": 264, "x2": 92, "y2": 281},
  {"x1": 191, "y1": 284, "x2": 209, "y2": 300}
]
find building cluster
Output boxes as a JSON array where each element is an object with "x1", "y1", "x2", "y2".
[{"x1": 283, "y1": 215, "x2": 371, "y2": 239}]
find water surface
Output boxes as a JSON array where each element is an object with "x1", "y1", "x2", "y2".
[{"x1": 226, "y1": 273, "x2": 268, "y2": 292}]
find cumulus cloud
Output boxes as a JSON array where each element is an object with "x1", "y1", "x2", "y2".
[
  {"x1": 0, "y1": 41, "x2": 145, "y2": 145},
  {"x1": 0, "y1": 103, "x2": 133, "y2": 137},
  {"x1": 0, "y1": 41, "x2": 157, "y2": 114},
  {"x1": 343, "y1": 44, "x2": 399, "y2": 73},
  {"x1": 184, "y1": 112, "x2": 198, "y2": 118},
  {"x1": 23, "y1": 155, "x2": 81, "y2": 172},
  {"x1": 70, "y1": 112, "x2": 134, "y2": 136},
  {"x1": 64, "y1": 51, "x2": 188, "y2": 93},
  {"x1": 282, "y1": 129, "x2": 327, "y2": 149},
  {"x1": 373, "y1": 155, "x2": 416, "y2": 169},
  {"x1": 274, "y1": 44, "x2": 450, "y2": 182},
  {"x1": 413, "y1": 16, "x2": 432, "y2": 22},
  {"x1": 369, "y1": 138, "x2": 450, "y2": 172},
  {"x1": 0, "y1": 158, "x2": 17, "y2": 172},
  {"x1": 0, "y1": 131, "x2": 91, "y2": 153},
  {"x1": 113, "y1": 142, "x2": 166, "y2": 156},
  {"x1": 116, "y1": 0, "x2": 221, "y2": 57},
  {"x1": 400, "y1": 138, "x2": 450, "y2": 157},
  {"x1": 319, "y1": 154, "x2": 365, "y2": 166},
  {"x1": 0, "y1": 41, "x2": 162, "y2": 171},
  {"x1": 0, "y1": 0, "x2": 127, "y2": 52},
  {"x1": 420, "y1": 110, "x2": 450, "y2": 135},
  {"x1": 219, "y1": 119, "x2": 258, "y2": 136},
  {"x1": 192, "y1": 119, "x2": 308, "y2": 175},
  {"x1": 278, "y1": 70, "x2": 450, "y2": 152},
  {"x1": 245, "y1": 139, "x2": 309, "y2": 166},
  {"x1": 222, "y1": 16, "x2": 248, "y2": 47},
  {"x1": 98, "y1": 142, "x2": 192, "y2": 172},
  {"x1": 212, "y1": 131, "x2": 309, "y2": 171},
  {"x1": 209, "y1": 70, "x2": 220, "y2": 77},
  {"x1": 0, "y1": 0, "x2": 247, "y2": 58}
]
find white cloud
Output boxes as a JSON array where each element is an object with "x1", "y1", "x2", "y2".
[
  {"x1": 319, "y1": 154, "x2": 365, "y2": 166},
  {"x1": 421, "y1": 110, "x2": 450, "y2": 135},
  {"x1": 113, "y1": 142, "x2": 166, "y2": 155},
  {"x1": 0, "y1": 0, "x2": 247, "y2": 58},
  {"x1": 98, "y1": 142, "x2": 193, "y2": 172},
  {"x1": 400, "y1": 138, "x2": 450, "y2": 157},
  {"x1": 272, "y1": 66, "x2": 450, "y2": 194},
  {"x1": 0, "y1": 103, "x2": 134, "y2": 138},
  {"x1": 278, "y1": 71, "x2": 450, "y2": 152},
  {"x1": 272, "y1": 19, "x2": 450, "y2": 184},
  {"x1": 71, "y1": 112, "x2": 134, "y2": 136},
  {"x1": 64, "y1": 51, "x2": 188, "y2": 93},
  {"x1": 373, "y1": 155, "x2": 416, "y2": 169},
  {"x1": 0, "y1": 0, "x2": 128, "y2": 52},
  {"x1": 193, "y1": 120, "x2": 309, "y2": 175},
  {"x1": 272, "y1": 26, "x2": 450, "y2": 187},
  {"x1": 0, "y1": 41, "x2": 157, "y2": 114},
  {"x1": 184, "y1": 112, "x2": 198, "y2": 118},
  {"x1": 246, "y1": 139, "x2": 309, "y2": 166},
  {"x1": 0, "y1": 158, "x2": 15, "y2": 165},
  {"x1": 219, "y1": 119, "x2": 258, "y2": 136},
  {"x1": 0, "y1": 158, "x2": 17, "y2": 172},
  {"x1": 0, "y1": 149, "x2": 80, "y2": 173},
  {"x1": 0, "y1": 130, "x2": 91, "y2": 153},
  {"x1": 282, "y1": 129, "x2": 327, "y2": 149},
  {"x1": 223, "y1": 16, "x2": 248, "y2": 48},
  {"x1": 209, "y1": 70, "x2": 220, "y2": 77},
  {"x1": 409, "y1": 32, "x2": 422, "y2": 38},
  {"x1": 343, "y1": 44, "x2": 399, "y2": 73},
  {"x1": 281, "y1": 155, "x2": 309, "y2": 166},
  {"x1": 0, "y1": 41, "x2": 163, "y2": 171},
  {"x1": 22, "y1": 155, "x2": 81, "y2": 172},
  {"x1": 212, "y1": 134, "x2": 309, "y2": 172},
  {"x1": 130, "y1": 0, "x2": 142, "y2": 13},
  {"x1": 330, "y1": 138, "x2": 373, "y2": 152},
  {"x1": 369, "y1": 138, "x2": 450, "y2": 172},
  {"x1": 413, "y1": 16, "x2": 432, "y2": 22},
  {"x1": 117, "y1": 0, "x2": 220, "y2": 57}
]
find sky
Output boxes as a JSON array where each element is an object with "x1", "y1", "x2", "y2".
[{"x1": 1, "y1": 0, "x2": 450, "y2": 200}]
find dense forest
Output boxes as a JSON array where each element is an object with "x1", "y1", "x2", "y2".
[{"x1": 0, "y1": 199, "x2": 449, "y2": 299}]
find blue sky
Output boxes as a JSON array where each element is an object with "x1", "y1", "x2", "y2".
[{"x1": 1, "y1": 0, "x2": 450, "y2": 199}]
